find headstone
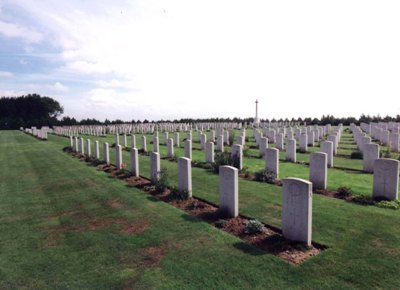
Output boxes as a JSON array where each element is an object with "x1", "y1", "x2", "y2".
[
  {"x1": 123, "y1": 134, "x2": 127, "y2": 147},
  {"x1": 363, "y1": 143, "x2": 380, "y2": 173},
  {"x1": 178, "y1": 157, "x2": 192, "y2": 197},
  {"x1": 309, "y1": 152, "x2": 327, "y2": 190},
  {"x1": 103, "y1": 142, "x2": 110, "y2": 165},
  {"x1": 389, "y1": 133, "x2": 399, "y2": 152},
  {"x1": 184, "y1": 140, "x2": 192, "y2": 159},
  {"x1": 69, "y1": 136, "x2": 73, "y2": 147},
  {"x1": 231, "y1": 144, "x2": 243, "y2": 170},
  {"x1": 79, "y1": 138, "x2": 85, "y2": 155},
  {"x1": 373, "y1": 158, "x2": 399, "y2": 200},
  {"x1": 285, "y1": 139, "x2": 296, "y2": 163},
  {"x1": 299, "y1": 134, "x2": 308, "y2": 152},
  {"x1": 150, "y1": 152, "x2": 160, "y2": 183},
  {"x1": 86, "y1": 139, "x2": 91, "y2": 157},
  {"x1": 130, "y1": 148, "x2": 139, "y2": 177},
  {"x1": 115, "y1": 144, "x2": 123, "y2": 170},
  {"x1": 265, "y1": 148, "x2": 279, "y2": 178},
  {"x1": 174, "y1": 132, "x2": 180, "y2": 147},
  {"x1": 219, "y1": 166, "x2": 239, "y2": 218},
  {"x1": 115, "y1": 134, "x2": 119, "y2": 146},
  {"x1": 141, "y1": 135, "x2": 147, "y2": 152},
  {"x1": 153, "y1": 136, "x2": 159, "y2": 153},
  {"x1": 94, "y1": 140, "x2": 100, "y2": 159},
  {"x1": 282, "y1": 178, "x2": 312, "y2": 246},
  {"x1": 217, "y1": 135, "x2": 224, "y2": 152},
  {"x1": 167, "y1": 138, "x2": 174, "y2": 157},
  {"x1": 205, "y1": 141, "x2": 215, "y2": 163},
  {"x1": 276, "y1": 133, "x2": 284, "y2": 150},
  {"x1": 259, "y1": 137, "x2": 268, "y2": 157},
  {"x1": 74, "y1": 137, "x2": 78, "y2": 152},
  {"x1": 164, "y1": 132, "x2": 169, "y2": 145},
  {"x1": 320, "y1": 141, "x2": 333, "y2": 167},
  {"x1": 131, "y1": 135, "x2": 136, "y2": 148}
]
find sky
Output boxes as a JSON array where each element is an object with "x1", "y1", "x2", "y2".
[{"x1": 0, "y1": 0, "x2": 400, "y2": 121}]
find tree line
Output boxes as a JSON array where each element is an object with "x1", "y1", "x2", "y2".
[{"x1": 1, "y1": 94, "x2": 400, "y2": 129}]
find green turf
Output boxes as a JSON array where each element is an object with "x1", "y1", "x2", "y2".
[{"x1": 2, "y1": 130, "x2": 400, "y2": 289}]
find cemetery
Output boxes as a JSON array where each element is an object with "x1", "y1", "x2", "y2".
[
  {"x1": 1, "y1": 1, "x2": 400, "y2": 288},
  {"x1": 2, "y1": 115, "x2": 400, "y2": 288}
]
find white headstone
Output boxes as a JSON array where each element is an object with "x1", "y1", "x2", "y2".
[
  {"x1": 219, "y1": 166, "x2": 239, "y2": 218},
  {"x1": 282, "y1": 178, "x2": 312, "y2": 246},
  {"x1": 309, "y1": 152, "x2": 327, "y2": 190},
  {"x1": 205, "y1": 141, "x2": 215, "y2": 163},
  {"x1": 103, "y1": 142, "x2": 110, "y2": 165},
  {"x1": 150, "y1": 152, "x2": 160, "y2": 183},
  {"x1": 115, "y1": 144, "x2": 123, "y2": 170},
  {"x1": 265, "y1": 148, "x2": 279, "y2": 178},
  {"x1": 178, "y1": 157, "x2": 192, "y2": 197},
  {"x1": 130, "y1": 148, "x2": 139, "y2": 177},
  {"x1": 373, "y1": 158, "x2": 399, "y2": 200},
  {"x1": 320, "y1": 141, "x2": 333, "y2": 168},
  {"x1": 184, "y1": 140, "x2": 192, "y2": 159},
  {"x1": 285, "y1": 139, "x2": 296, "y2": 163},
  {"x1": 363, "y1": 143, "x2": 380, "y2": 173}
]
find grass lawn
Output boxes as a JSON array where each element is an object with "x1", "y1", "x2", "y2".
[{"x1": 1, "y1": 130, "x2": 400, "y2": 289}]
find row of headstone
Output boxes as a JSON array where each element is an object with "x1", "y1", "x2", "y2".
[
  {"x1": 357, "y1": 122, "x2": 399, "y2": 152},
  {"x1": 24, "y1": 127, "x2": 49, "y2": 140}
]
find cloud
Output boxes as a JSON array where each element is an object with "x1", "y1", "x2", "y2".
[
  {"x1": 24, "y1": 82, "x2": 69, "y2": 93},
  {"x1": 0, "y1": 71, "x2": 13, "y2": 77},
  {"x1": 0, "y1": 89, "x2": 26, "y2": 97},
  {"x1": 19, "y1": 59, "x2": 28, "y2": 65},
  {"x1": 0, "y1": 20, "x2": 43, "y2": 43}
]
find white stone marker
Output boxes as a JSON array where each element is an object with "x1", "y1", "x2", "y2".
[
  {"x1": 200, "y1": 133, "x2": 207, "y2": 150},
  {"x1": 231, "y1": 144, "x2": 243, "y2": 170},
  {"x1": 373, "y1": 158, "x2": 399, "y2": 200},
  {"x1": 259, "y1": 137, "x2": 269, "y2": 157},
  {"x1": 69, "y1": 136, "x2": 73, "y2": 147},
  {"x1": 86, "y1": 139, "x2": 91, "y2": 157},
  {"x1": 150, "y1": 152, "x2": 160, "y2": 183},
  {"x1": 307, "y1": 131, "x2": 315, "y2": 147},
  {"x1": 321, "y1": 141, "x2": 334, "y2": 168},
  {"x1": 74, "y1": 137, "x2": 79, "y2": 152},
  {"x1": 389, "y1": 133, "x2": 399, "y2": 152},
  {"x1": 285, "y1": 139, "x2": 296, "y2": 163},
  {"x1": 131, "y1": 135, "x2": 136, "y2": 148},
  {"x1": 265, "y1": 148, "x2": 279, "y2": 178},
  {"x1": 115, "y1": 134, "x2": 120, "y2": 146},
  {"x1": 327, "y1": 135, "x2": 337, "y2": 154},
  {"x1": 103, "y1": 142, "x2": 110, "y2": 165},
  {"x1": 363, "y1": 143, "x2": 380, "y2": 173},
  {"x1": 153, "y1": 136, "x2": 159, "y2": 153},
  {"x1": 94, "y1": 141, "x2": 100, "y2": 159},
  {"x1": 178, "y1": 157, "x2": 192, "y2": 197},
  {"x1": 79, "y1": 138, "x2": 85, "y2": 154},
  {"x1": 309, "y1": 152, "x2": 327, "y2": 190},
  {"x1": 217, "y1": 135, "x2": 224, "y2": 152},
  {"x1": 130, "y1": 148, "x2": 139, "y2": 177},
  {"x1": 299, "y1": 134, "x2": 308, "y2": 152},
  {"x1": 115, "y1": 144, "x2": 123, "y2": 170},
  {"x1": 276, "y1": 133, "x2": 284, "y2": 150},
  {"x1": 167, "y1": 138, "x2": 174, "y2": 157},
  {"x1": 164, "y1": 132, "x2": 169, "y2": 145},
  {"x1": 205, "y1": 141, "x2": 215, "y2": 163},
  {"x1": 282, "y1": 178, "x2": 312, "y2": 246},
  {"x1": 141, "y1": 135, "x2": 147, "y2": 152},
  {"x1": 123, "y1": 134, "x2": 127, "y2": 147},
  {"x1": 184, "y1": 140, "x2": 192, "y2": 159},
  {"x1": 219, "y1": 165, "x2": 239, "y2": 218},
  {"x1": 174, "y1": 132, "x2": 180, "y2": 147}
]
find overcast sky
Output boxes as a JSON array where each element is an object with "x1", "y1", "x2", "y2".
[{"x1": 0, "y1": 0, "x2": 399, "y2": 121}]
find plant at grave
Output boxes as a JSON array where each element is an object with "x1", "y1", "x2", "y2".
[
  {"x1": 212, "y1": 152, "x2": 236, "y2": 173},
  {"x1": 202, "y1": 163, "x2": 214, "y2": 171},
  {"x1": 382, "y1": 147, "x2": 393, "y2": 158},
  {"x1": 243, "y1": 219, "x2": 265, "y2": 235},
  {"x1": 241, "y1": 166, "x2": 251, "y2": 178},
  {"x1": 245, "y1": 137, "x2": 250, "y2": 142},
  {"x1": 62, "y1": 146, "x2": 73, "y2": 152},
  {"x1": 350, "y1": 151, "x2": 363, "y2": 159},
  {"x1": 154, "y1": 168, "x2": 169, "y2": 192},
  {"x1": 336, "y1": 186, "x2": 353, "y2": 198},
  {"x1": 375, "y1": 200, "x2": 400, "y2": 210},
  {"x1": 254, "y1": 169, "x2": 277, "y2": 184},
  {"x1": 351, "y1": 195, "x2": 375, "y2": 206},
  {"x1": 169, "y1": 187, "x2": 190, "y2": 200},
  {"x1": 229, "y1": 131, "x2": 236, "y2": 146},
  {"x1": 215, "y1": 219, "x2": 227, "y2": 228},
  {"x1": 117, "y1": 168, "x2": 132, "y2": 177},
  {"x1": 110, "y1": 143, "x2": 116, "y2": 148}
]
